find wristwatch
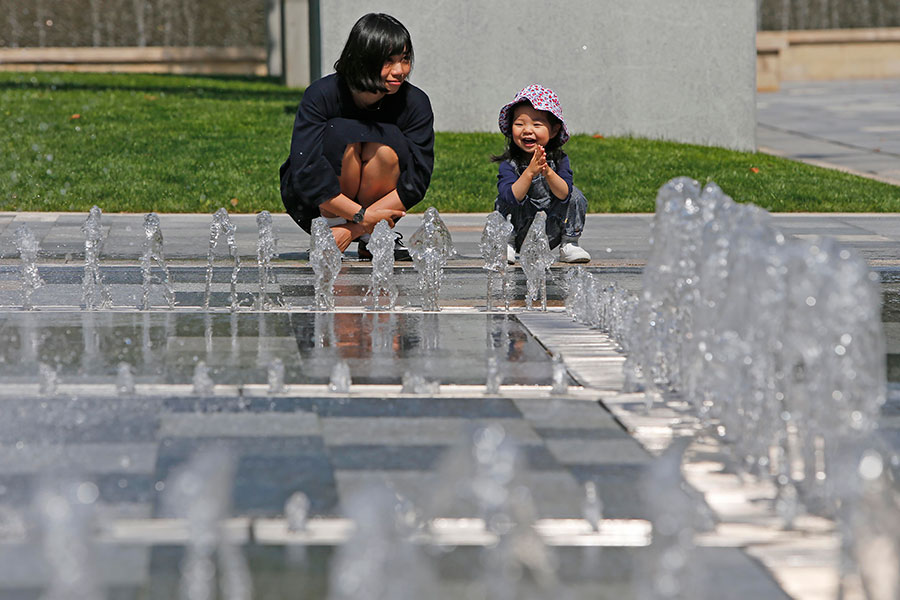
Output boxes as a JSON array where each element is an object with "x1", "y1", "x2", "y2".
[{"x1": 352, "y1": 206, "x2": 366, "y2": 224}]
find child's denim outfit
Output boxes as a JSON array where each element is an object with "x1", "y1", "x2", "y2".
[{"x1": 494, "y1": 155, "x2": 587, "y2": 251}]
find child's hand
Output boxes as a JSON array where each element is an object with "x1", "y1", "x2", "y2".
[{"x1": 527, "y1": 145, "x2": 548, "y2": 178}]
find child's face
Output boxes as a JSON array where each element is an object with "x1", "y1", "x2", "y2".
[
  {"x1": 380, "y1": 49, "x2": 411, "y2": 94},
  {"x1": 511, "y1": 104, "x2": 561, "y2": 154}
]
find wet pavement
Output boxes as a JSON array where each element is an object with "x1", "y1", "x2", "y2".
[{"x1": 0, "y1": 205, "x2": 897, "y2": 598}]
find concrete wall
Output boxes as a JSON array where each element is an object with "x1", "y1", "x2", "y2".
[
  {"x1": 315, "y1": 0, "x2": 757, "y2": 151},
  {"x1": 757, "y1": 28, "x2": 900, "y2": 91}
]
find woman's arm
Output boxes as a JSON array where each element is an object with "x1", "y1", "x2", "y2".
[
  {"x1": 394, "y1": 86, "x2": 435, "y2": 209},
  {"x1": 283, "y1": 79, "x2": 344, "y2": 210}
]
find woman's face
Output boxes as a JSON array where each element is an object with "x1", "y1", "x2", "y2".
[
  {"x1": 380, "y1": 50, "x2": 411, "y2": 94},
  {"x1": 511, "y1": 104, "x2": 561, "y2": 154}
]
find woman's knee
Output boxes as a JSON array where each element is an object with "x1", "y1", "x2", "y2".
[
  {"x1": 361, "y1": 143, "x2": 399, "y2": 167},
  {"x1": 343, "y1": 142, "x2": 363, "y2": 161}
]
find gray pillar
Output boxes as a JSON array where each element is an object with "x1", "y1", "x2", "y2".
[
  {"x1": 282, "y1": 0, "x2": 310, "y2": 88},
  {"x1": 265, "y1": 0, "x2": 282, "y2": 77}
]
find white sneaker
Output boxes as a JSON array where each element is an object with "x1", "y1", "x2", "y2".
[
  {"x1": 559, "y1": 242, "x2": 591, "y2": 263},
  {"x1": 506, "y1": 244, "x2": 517, "y2": 264}
]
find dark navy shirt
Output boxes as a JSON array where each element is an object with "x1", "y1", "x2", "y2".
[
  {"x1": 280, "y1": 73, "x2": 434, "y2": 232},
  {"x1": 496, "y1": 155, "x2": 574, "y2": 210}
]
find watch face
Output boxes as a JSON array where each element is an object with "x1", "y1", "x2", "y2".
[{"x1": 353, "y1": 208, "x2": 365, "y2": 223}]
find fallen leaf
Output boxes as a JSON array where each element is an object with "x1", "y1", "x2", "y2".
[
  {"x1": 70, "y1": 114, "x2": 81, "y2": 119},
  {"x1": 230, "y1": 197, "x2": 239, "y2": 207},
  {"x1": 144, "y1": 94, "x2": 158, "y2": 101},
  {"x1": 750, "y1": 167, "x2": 760, "y2": 173},
  {"x1": 592, "y1": 134, "x2": 604, "y2": 139}
]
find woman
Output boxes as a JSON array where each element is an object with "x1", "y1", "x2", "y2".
[{"x1": 280, "y1": 13, "x2": 434, "y2": 260}]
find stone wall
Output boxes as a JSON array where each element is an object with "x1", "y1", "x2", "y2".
[
  {"x1": 315, "y1": 0, "x2": 757, "y2": 151},
  {"x1": 0, "y1": 0, "x2": 265, "y2": 48},
  {"x1": 757, "y1": 28, "x2": 900, "y2": 91}
]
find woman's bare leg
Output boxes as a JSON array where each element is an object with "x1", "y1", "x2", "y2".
[
  {"x1": 320, "y1": 143, "x2": 363, "y2": 218},
  {"x1": 357, "y1": 143, "x2": 402, "y2": 209},
  {"x1": 320, "y1": 143, "x2": 405, "y2": 251}
]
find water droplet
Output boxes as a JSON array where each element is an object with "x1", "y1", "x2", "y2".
[
  {"x1": 76, "y1": 482, "x2": 99, "y2": 504},
  {"x1": 858, "y1": 450, "x2": 883, "y2": 480}
]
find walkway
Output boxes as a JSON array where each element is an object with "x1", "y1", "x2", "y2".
[{"x1": 757, "y1": 78, "x2": 900, "y2": 185}]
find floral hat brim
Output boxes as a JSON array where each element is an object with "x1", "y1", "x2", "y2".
[{"x1": 498, "y1": 84, "x2": 569, "y2": 144}]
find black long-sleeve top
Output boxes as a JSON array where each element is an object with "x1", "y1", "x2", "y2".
[{"x1": 280, "y1": 73, "x2": 435, "y2": 232}]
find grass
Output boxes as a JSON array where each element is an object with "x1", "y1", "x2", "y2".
[{"x1": 2, "y1": 71, "x2": 898, "y2": 214}]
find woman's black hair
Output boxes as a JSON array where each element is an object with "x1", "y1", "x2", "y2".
[
  {"x1": 491, "y1": 100, "x2": 566, "y2": 165},
  {"x1": 334, "y1": 13, "x2": 413, "y2": 94}
]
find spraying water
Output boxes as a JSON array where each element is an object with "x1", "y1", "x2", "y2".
[
  {"x1": 329, "y1": 360, "x2": 351, "y2": 393},
  {"x1": 39, "y1": 362, "x2": 58, "y2": 396},
  {"x1": 164, "y1": 449, "x2": 252, "y2": 600},
  {"x1": 637, "y1": 439, "x2": 706, "y2": 600},
  {"x1": 116, "y1": 362, "x2": 136, "y2": 395},
  {"x1": 519, "y1": 212, "x2": 555, "y2": 311},
  {"x1": 14, "y1": 224, "x2": 43, "y2": 310},
  {"x1": 192, "y1": 361, "x2": 214, "y2": 395},
  {"x1": 579, "y1": 176, "x2": 888, "y2": 529},
  {"x1": 267, "y1": 357, "x2": 286, "y2": 394},
  {"x1": 327, "y1": 485, "x2": 438, "y2": 600},
  {"x1": 140, "y1": 213, "x2": 176, "y2": 310},
  {"x1": 480, "y1": 211, "x2": 515, "y2": 311},
  {"x1": 401, "y1": 371, "x2": 440, "y2": 394},
  {"x1": 256, "y1": 210, "x2": 279, "y2": 310},
  {"x1": 582, "y1": 481, "x2": 603, "y2": 532},
  {"x1": 36, "y1": 480, "x2": 104, "y2": 600},
  {"x1": 309, "y1": 217, "x2": 343, "y2": 311},
  {"x1": 485, "y1": 355, "x2": 503, "y2": 394},
  {"x1": 408, "y1": 207, "x2": 456, "y2": 312},
  {"x1": 81, "y1": 205, "x2": 111, "y2": 310},
  {"x1": 285, "y1": 491, "x2": 311, "y2": 532},
  {"x1": 203, "y1": 208, "x2": 241, "y2": 312},
  {"x1": 426, "y1": 425, "x2": 561, "y2": 599},
  {"x1": 847, "y1": 448, "x2": 900, "y2": 599},
  {"x1": 550, "y1": 352, "x2": 568, "y2": 394},
  {"x1": 366, "y1": 220, "x2": 399, "y2": 310}
]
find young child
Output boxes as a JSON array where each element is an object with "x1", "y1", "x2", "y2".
[{"x1": 493, "y1": 84, "x2": 590, "y2": 264}]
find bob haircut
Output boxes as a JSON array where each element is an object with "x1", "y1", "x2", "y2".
[{"x1": 334, "y1": 13, "x2": 414, "y2": 94}]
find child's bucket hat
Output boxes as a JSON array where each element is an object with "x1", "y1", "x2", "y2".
[{"x1": 498, "y1": 84, "x2": 569, "y2": 144}]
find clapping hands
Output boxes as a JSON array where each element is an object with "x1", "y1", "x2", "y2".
[{"x1": 526, "y1": 144, "x2": 548, "y2": 178}]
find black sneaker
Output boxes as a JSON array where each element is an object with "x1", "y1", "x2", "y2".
[
  {"x1": 357, "y1": 232, "x2": 411, "y2": 261},
  {"x1": 393, "y1": 232, "x2": 411, "y2": 261},
  {"x1": 357, "y1": 239, "x2": 372, "y2": 260}
]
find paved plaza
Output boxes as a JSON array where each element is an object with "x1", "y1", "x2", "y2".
[
  {"x1": 0, "y1": 78, "x2": 897, "y2": 599},
  {"x1": 0, "y1": 205, "x2": 898, "y2": 598},
  {"x1": 757, "y1": 78, "x2": 900, "y2": 185}
]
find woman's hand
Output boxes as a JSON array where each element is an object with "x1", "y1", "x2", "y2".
[{"x1": 362, "y1": 206, "x2": 406, "y2": 233}]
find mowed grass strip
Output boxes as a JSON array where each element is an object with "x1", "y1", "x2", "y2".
[{"x1": 2, "y1": 72, "x2": 898, "y2": 215}]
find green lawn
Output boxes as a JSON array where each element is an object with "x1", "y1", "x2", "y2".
[{"x1": 2, "y1": 72, "x2": 898, "y2": 214}]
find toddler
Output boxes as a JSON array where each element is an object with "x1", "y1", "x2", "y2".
[{"x1": 493, "y1": 84, "x2": 590, "y2": 263}]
